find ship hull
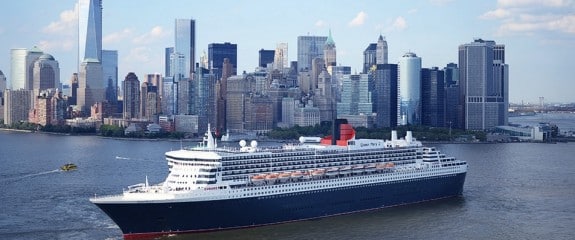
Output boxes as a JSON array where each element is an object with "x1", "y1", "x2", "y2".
[{"x1": 95, "y1": 172, "x2": 466, "y2": 239}]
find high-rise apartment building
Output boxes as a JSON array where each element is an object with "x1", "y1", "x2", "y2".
[
  {"x1": 373, "y1": 64, "x2": 398, "y2": 128},
  {"x1": 3, "y1": 89, "x2": 32, "y2": 125},
  {"x1": 258, "y1": 49, "x2": 275, "y2": 68},
  {"x1": 398, "y1": 52, "x2": 422, "y2": 125},
  {"x1": 122, "y1": 72, "x2": 140, "y2": 119},
  {"x1": 458, "y1": 39, "x2": 508, "y2": 130},
  {"x1": 195, "y1": 68, "x2": 216, "y2": 134},
  {"x1": 174, "y1": 19, "x2": 196, "y2": 77},
  {"x1": 421, "y1": 67, "x2": 445, "y2": 127},
  {"x1": 10, "y1": 47, "x2": 43, "y2": 90},
  {"x1": 297, "y1": 35, "x2": 327, "y2": 72},
  {"x1": 208, "y1": 42, "x2": 237, "y2": 80},
  {"x1": 78, "y1": 0, "x2": 102, "y2": 62},
  {"x1": 444, "y1": 63, "x2": 460, "y2": 129},
  {"x1": 376, "y1": 35, "x2": 388, "y2": 64}
]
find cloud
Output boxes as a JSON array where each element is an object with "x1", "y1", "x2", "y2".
[
  {"x1": 497, "y1": 0, "x2": 572, "y2": 8},
  {"x1": 392, "y1": 17, "x2": 408, "y2": 30},
  {"x1": 42, "y1": 1, "x2": 79, "y2": 35},
  {"x1": 37, "y1": 38, "x2": 75, "y2": 52},
  {"x1": 348, "y1": 11, "x2": 367, "y2": 27},
  {"x1": 125, "y1": 47, "x2": 152, "y2": 63},
  {"x1": 480, "y1": 8, "x2": 512, "y2": 19},
  {"x1": 132, "y1": 26, "x2": 169, "y2": 44},
  {"x1": 103, "y1": 28, "x2": 133, "y2": 44},
  {"x1": 315, "y1": 20, "x2": 326, "y2": 28},
  {"x1": 482, "y1": 0, "x2": 575, "y2": 35}
]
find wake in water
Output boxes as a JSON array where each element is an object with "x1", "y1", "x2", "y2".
[
  {"x1": 115, "y1": 156, "x2": 155, "y2": 162},
  {"x1": 1, "y1": 169, "x2": 61, "y2": 183}
]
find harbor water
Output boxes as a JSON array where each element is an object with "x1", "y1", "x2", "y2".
[{"x1": 0, "y1": 113, "x2": 574, "y2": 239}]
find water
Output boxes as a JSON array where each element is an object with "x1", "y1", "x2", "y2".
[{"x1": 0, "y1": 114, "x2": 574, "y2": 239}]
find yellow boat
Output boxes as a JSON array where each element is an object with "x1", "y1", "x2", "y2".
[{"x1": 60, "y1": 163, "x2": 77, "y2": 171}]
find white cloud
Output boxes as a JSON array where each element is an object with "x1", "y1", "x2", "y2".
[
  {"x1": 481, "y1": 8, "x2": 512, "y2": 19},
  {"x1": 132, "y1": 26, "x2": 169, "y2": 44},
  {"x1": 37, "y1": 39, "x2": 75, "y2": 52},
  {"x1": 348, "y1": 11, "x2": 368, "y2": 27},
  {"x1": 482, "y1": 0, "x2": 575, "y2": 35},
  {"x1": 392, "y1": 17, "x2": 408, "y2": 31},
  {"x1": 103, "y1": 28, "x2": 133, "y2": 44},
  {"x1": 497, "y1": 0, "x2": 573, "y2": 8},
  {"x1": 42, "y1": 1, "x2": 79, "y2": 35},
  {"x1": 315, "y1": 20, "x2": 326, "y2": 28}
]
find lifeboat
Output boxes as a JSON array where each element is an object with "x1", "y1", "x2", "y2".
[
  {"x1": 251, "y1": 174, "x2": 266, "y2": 185},
  {"x1": 278, "y1": 172, "x2": 291, "y2": 183},
  {"x1": 339, "y1": 166, "x2": 352, "y2": 175},
  {"x1": 352, "y1": 165, "x2": 365, "y2": 174},
  {"x1": 325, "y1": 167, "x2": 339, "y2": 177},
  {"x1": 291, "y1": 171, "x2": 303, "y2": 180},
  {"x1": 365, "y1": 163, "x2": 377, "y2": 172},
  {"x1": 376, "y1": 163, "x2": 387, "y2": 172},
  {"x1": 265, "y1": 173, "x2": 279, "y2": 184},
  {"x1": 311, "y1": 169, "x2": 325, "y2": 178},
  {"x1": 385, "y1": 162, "x2": 395, "y2": 168},
  {"x1": 301, "y1": 171, "x2": 312, "y2": 180}
]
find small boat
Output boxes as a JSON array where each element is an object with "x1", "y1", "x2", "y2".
[{"x1": 60, "y1": 163, "x2": 77, "y2": 171}]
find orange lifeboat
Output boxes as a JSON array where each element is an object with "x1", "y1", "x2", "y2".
[
  {"x1": 251, "y1": 174, "x2": 266, "y2": 185},
  {"x1": 278, "y1": 172, "x2": 291, "y2": 183},
  {"x1": 291, "y1": 171, "x2": 303, "y2": 179},
  {"x1": 265, "y1": 173, "x2": 279, "y2": 184},
  {"x1": 311, "y1": 169, "x2": 326, "y2": 178}
]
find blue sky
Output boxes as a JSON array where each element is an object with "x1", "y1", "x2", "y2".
[{"x1": 1, "y1": 0, "x2": 574, "y2": 103}]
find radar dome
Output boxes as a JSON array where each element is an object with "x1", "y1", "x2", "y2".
[
  {"x1": 250, "y1": 140, "x2": 258, "y2": 148},
  {"x1": 239, "y1": 140, "x2": 247, "y2": 147}
]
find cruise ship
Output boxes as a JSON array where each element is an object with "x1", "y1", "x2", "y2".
[{"x1": 90, "y1": 121, "x2": 467, "y2": 239}]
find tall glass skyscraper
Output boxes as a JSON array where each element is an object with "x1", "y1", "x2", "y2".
[
  {"x1": 459, "y1": 39, "x2": 508, "y2": 130},
  {"x1": 398, "y1": 52, "x2": 422, "y2": 125},
  {"x1": 10, "y1": 47, "x2": 43, "y2": 90},
  {"x1": 102, "y1": 50, "x2": 118, "y2": 104},
  {"x1": 374, "y1": 64, "x2": 398, "y2": 128},
  {"x1": 421, "y1": 67, "x2": 445, "y2": 127},
  {"x1": 297, "y1": 35, "x2": 327, "y2": 72},
  {"x1": 174, "y1": 19, "x2": 196, "y2": 78},
  {"x1": 79, "y1": 0, "x2": 102, "y2": 62}
]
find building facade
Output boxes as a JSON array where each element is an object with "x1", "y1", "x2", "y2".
[
  {"x1": 102, "y1": 50, "x2": 118, "y2": 105},
  {"x1": 376, "y1": 35, "x2": 388, "y2": 64},
  {"x1": 421, "y1": 67, "x2": 445, "y2": 127},
  {"x1": 32, "y1": 54, "x2": 60, "y2": 96},
  {"x1": 77, "y1": 59, "x2": 104, "y2": 114},
  {"x1": 122, "y1": 72, "x2": 140, "y2": 119},
  {"x1": 297, "y1": 35, "x2": 327, "y2": 72},
  {"x1": 398, "y1": 52, "x2": 422, "y2": 125},
  {"x1": 208, "y1": 42, "x2": 237, "y2": 80},
  {"x1": 10, "y1": 47, "x2": 43, "y2": 90},
  {"x1": 373, "y1": 64, "x2": 398, "y2": 128},
  {"x1": 79, "y1": 0, "x2": 102, "y2": 62},
  {"x1": 174, "y1": 19, "x2": 196, "y2": 78},
  {"x1": 458, "y1": 39, "x2": 508, "y2": 130},
  {"x1": 4, "y1": 89, "x2": 32, "y2": 125},
  {"x1": 258, "y1": 49, "x2": 275, "y2": 68}
]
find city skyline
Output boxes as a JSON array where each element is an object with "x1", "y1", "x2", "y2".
[{"x1": 0, "y1": 0, "x2": 574, "y2": 103}]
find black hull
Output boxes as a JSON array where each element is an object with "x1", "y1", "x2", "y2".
[{"x1": 94, "y1": 173, "x2": 466, "y2": 239}]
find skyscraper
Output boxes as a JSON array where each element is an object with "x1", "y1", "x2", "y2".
[
  {"x1": 79, "y1": 0, "x2": 102, "y2": 62},
  {"x1": 32, "y1": 54, "x2": 60, "y2": 95},
  {"x1": 444, "y1": 63, "x2": 460, "y2": 129},
  {"x1": 297, "y1": 35, "x2": 327, "y2": 72},
  {"x1": 3, "y1": 89, "x2": 32, "y2": 125},
  {"x1": 376, "y1": 35, "x2": 388, "y2": 64},
  {"x1": 258, "y1": 49, "x2": 275, "y2": 68},
  {"x1": 337, "y1": 74, "x2": 371, "y2": 116},
  {"x1": 195, "y1": 68, "x2": 216, "y2": 134},
  {"x1": 174, "y1": 19, "x2": 196, "y2": 77},
  {"x1": 10, "y1": 47, "x2": 43, "y2": 90},
  {"x1": 165, "y1": 47, "x2": 174, "y2": 77},
  {"x1": 421, "y1": 67, "x2": 445, "y2": 127},
  {"x1": 363, "y1": 43, "x2": 377, "y2": 74},
  {"x1": 102, "y1": 50, "x2": 118, "y2": 104},
  {"x1": 77, "y1": 59, "x2": 104, "y2": 113},
  {"x1": 459, "y1": 39, "x2": 508, "y2": 130},
  {"x1": 323, "y1": 30, "x2": 336, "y2": 69},
  {"x1": 122, "y1": 72, "x2": 140, "y2": 119},
  {"x1": 398, "y1": 52, "x2": 422, "y2": 125},
  {"x1": 208, "y1": 42, "x2": 237, "y2": 80},
  {"x1": 274, "y1": 43, "x2": 289, "y2": 71},
  {"x1": 373, "y1": 64, "x2": 398, "y2": 128}
]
